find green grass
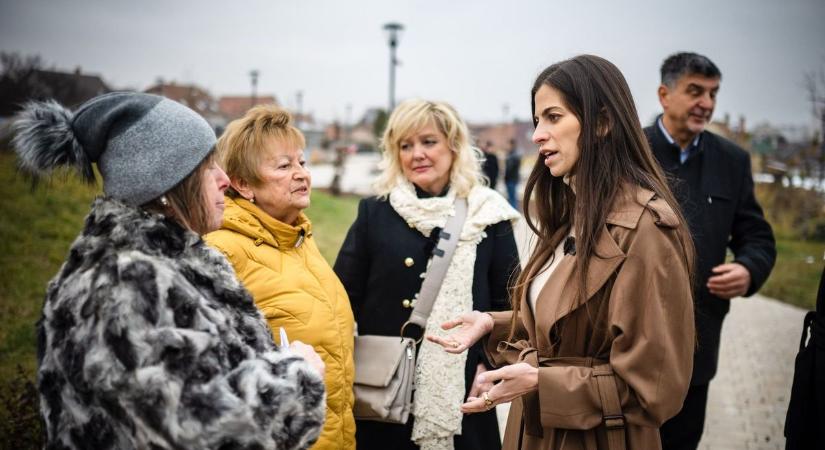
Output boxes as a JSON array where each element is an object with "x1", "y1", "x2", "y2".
[
  {"x1": 0, "y1": 153, "x2": 99, "y2": 381},
  {"x1": 760, "y1": 236, "x2": 823, "y2": 310},
  {"x1": 0, "y1": 150, "x2": 360, "y2": 382},
  {"x1": 753, "y1": 183, "x2": 825, "y2": 311},
  {"x1": 306, "y1": 191, "x2": 360, "y2": 264}
]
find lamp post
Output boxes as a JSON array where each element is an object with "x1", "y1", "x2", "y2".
[
  {"x1": 249, "y1": 69, "x2": 259, "y2": 109},
  {"x1": 383, "y1": 22, "x2": 404, "y2": 113},
  {"x1": 296, "y1": 90, "x2": 304, "y2": 127}
]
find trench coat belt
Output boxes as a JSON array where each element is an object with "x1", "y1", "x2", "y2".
[{"x1": 499, "y1": 341, "x2": 626, "y2": 449}]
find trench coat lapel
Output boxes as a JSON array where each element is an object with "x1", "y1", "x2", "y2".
[
  {"x1": 529, "y1": 253, "x2": 575, "y2": 350},
  {"x1": 531, "y1": 189, "x2": 655, "y2": 340},
  {"x1": 518, "y1": 290, "x2": 539, "y2": 348},
  {"x1": 532, "y1": 227, "x2": 626, "y2": 341}
]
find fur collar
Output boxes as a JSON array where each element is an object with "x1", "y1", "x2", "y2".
[{"x1": 81, "y1": 196, "x2": 202, "y2": 256}]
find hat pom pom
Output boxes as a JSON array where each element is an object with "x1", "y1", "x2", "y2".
[{"x1": 12, "y1": 100, "x2": 94, "y2": 183}]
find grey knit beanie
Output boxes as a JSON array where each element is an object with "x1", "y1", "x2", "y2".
[{"x1": 12, "y1": 92, "x2": 216, "y2": 205}]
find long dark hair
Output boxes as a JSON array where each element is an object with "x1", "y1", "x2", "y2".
[{"x1": 510, "y1": 54, "x2": 695, "y2": 338}]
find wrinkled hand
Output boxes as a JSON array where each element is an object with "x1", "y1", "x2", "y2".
[
  {"x1": 707, "y1": 262, "x2": 751, "y2": 299},
  {"x1": 426, "y1": 311, "x2": 494, "y2": 354},
  {"x1": 462, "y1": 362, "x2": 538, "y2": 414},
  {"x1": 290, "y1": 340, "x2": 325, "y2": 378},
  {"x1": 468, "y1": 363, "x2": 494, "y2": 400}
]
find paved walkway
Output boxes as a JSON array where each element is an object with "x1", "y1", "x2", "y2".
[
  {"x1": 310, "y1": 153, "x2": 381, "y2": 196},
  {"x1": 699, "y1": 294, "x2": 804, "y2": 449}
]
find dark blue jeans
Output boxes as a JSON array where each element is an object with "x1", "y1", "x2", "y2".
[{"x1": 505, "y1": 181, "x2": 518, "y2": 209}]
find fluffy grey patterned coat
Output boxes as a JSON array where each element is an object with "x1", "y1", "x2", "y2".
[{"x1": 37, "y1": 197, "x2": 326, "y2": 449}]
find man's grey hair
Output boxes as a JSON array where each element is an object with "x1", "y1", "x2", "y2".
[{"x1": 660, "y1": 52, "x2": 722, "y2": 88}]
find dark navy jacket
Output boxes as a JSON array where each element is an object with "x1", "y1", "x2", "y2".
[{"x1": 646, "y1": 120, "x2": 776, "y2": 384}]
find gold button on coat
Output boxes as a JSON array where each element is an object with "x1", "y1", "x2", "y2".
[{"x1": 404, "y1": 257, "x2": 414, "y2": 267}]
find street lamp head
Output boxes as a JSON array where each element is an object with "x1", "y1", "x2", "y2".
[
  {"x1": 383, "y1": 23, "x2": 404, "y2": 112},
  {"x1": 383, "y1": 22, "x2": 404, "y2": 46}
]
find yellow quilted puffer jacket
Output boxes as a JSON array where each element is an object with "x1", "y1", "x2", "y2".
[{"x1": 205, "y1": 196, "x2": 355, "y2": 450}]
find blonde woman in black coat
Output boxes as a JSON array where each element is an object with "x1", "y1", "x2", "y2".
[{"x1": 334, "y1": 99, "x2": 521, "y2": 450}]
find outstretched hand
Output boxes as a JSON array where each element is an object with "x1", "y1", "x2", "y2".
[
  {"x1": 426, "y1": 311, "x2": 494, "y2": 354},
  {"x1": 461, "y1": 362, "x2": 538, "y2": 414}
]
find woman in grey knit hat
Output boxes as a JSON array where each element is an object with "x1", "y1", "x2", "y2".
[{"x1": 12, "y1": 92, "x2": 327, "y2": 450}]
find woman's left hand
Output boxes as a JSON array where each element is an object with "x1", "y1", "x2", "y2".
[
  {"x1": 467, "y1": 363, "x2": 494, "y2": 400},
  {"x1": 461, "y1": 362, "x2": 538, "y2": 414}
]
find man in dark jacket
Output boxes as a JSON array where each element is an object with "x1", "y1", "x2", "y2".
[
  {"x1": 645, "y1": 52, "x2": 776, "y2": 450},
  {"x1": 503, "y1": 139, "x2": 521, "y2": 208},
  {"x1": 481, "y1": 140, "x2": 499, "y2": 190}
]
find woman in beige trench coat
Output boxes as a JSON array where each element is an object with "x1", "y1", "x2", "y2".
[{"x1": 429, "y1": 55, "x2": 696, "y2": 450}]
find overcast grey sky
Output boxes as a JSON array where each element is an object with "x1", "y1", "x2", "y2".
[{"x1": 2, "y1": 0, "x2": 824, "y2": 130}]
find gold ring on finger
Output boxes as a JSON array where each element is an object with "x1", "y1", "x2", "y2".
[{"x1": 482, "y1": 391, "x2": 493, "y2": 409}]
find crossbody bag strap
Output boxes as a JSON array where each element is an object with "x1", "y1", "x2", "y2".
[
  {"x1": 593, "y1": 363, "x2": 626, "y2": 450},
  {"x1": 403, "y1": 198, "x2": 468, "y2": 332}
]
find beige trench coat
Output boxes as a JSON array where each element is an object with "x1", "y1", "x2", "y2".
[{"x1": 485, "y1": 187, "x2": 695, "y2": 450}]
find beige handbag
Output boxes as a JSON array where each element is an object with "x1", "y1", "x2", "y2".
[
  {"x1": 353, "y1": 198, "x2": 468, "y2": 424},
  {"x1": 353, "y1": 335, "x2": 417, "y2": 423}
]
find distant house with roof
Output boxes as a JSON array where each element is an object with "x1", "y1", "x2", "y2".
[
  {"x1": 707, "y1": 113, "x2": 750, "y2": 149},
  {"x1": 144, "y1": 81, "x2": 230, "y2": 131},
  {"x1": 0, "y1": 66, "x2": 112, "y2": 143},
  {"x1": 144, "y1": 81, "x2": 216, "y2": 117},
  {"x1": 0, "y1": 67, "x2": 111, "y2": 117},
  {"x1": 470, "y1": 120, "x2": 534, "y2": 155},
  {"x1": 217, "y1": 95, "x2": 279, "y2": 121}
]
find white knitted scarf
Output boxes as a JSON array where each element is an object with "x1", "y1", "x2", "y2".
[{"x1": 389, "y1": 181, "x2": 519, "y2": 450}]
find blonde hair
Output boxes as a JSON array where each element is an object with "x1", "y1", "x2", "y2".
[
  {"x1": 217, "y1": 104, "x2": 305, "y2": 195},
  {"x1": 374, "y1": 99, "x2": 484, "y2": 198}
]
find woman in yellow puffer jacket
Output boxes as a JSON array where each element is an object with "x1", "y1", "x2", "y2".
[{"x1": 205, "y1": 105, "x2": 355, "y2": 450}]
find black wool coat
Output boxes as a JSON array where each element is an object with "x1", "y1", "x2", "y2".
[
  {"x1": 333, "y1": 193, "x2": 520, "y2": 450},
  {"x1": 482, "y1": 151, "x2": 500, "y2": 189},
  {"x1": 646, "y1": 121, "x2": 776, "y2": 384},
  {"x1": 784, "y1": 265, "x2": 825, "y2": 448}
]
